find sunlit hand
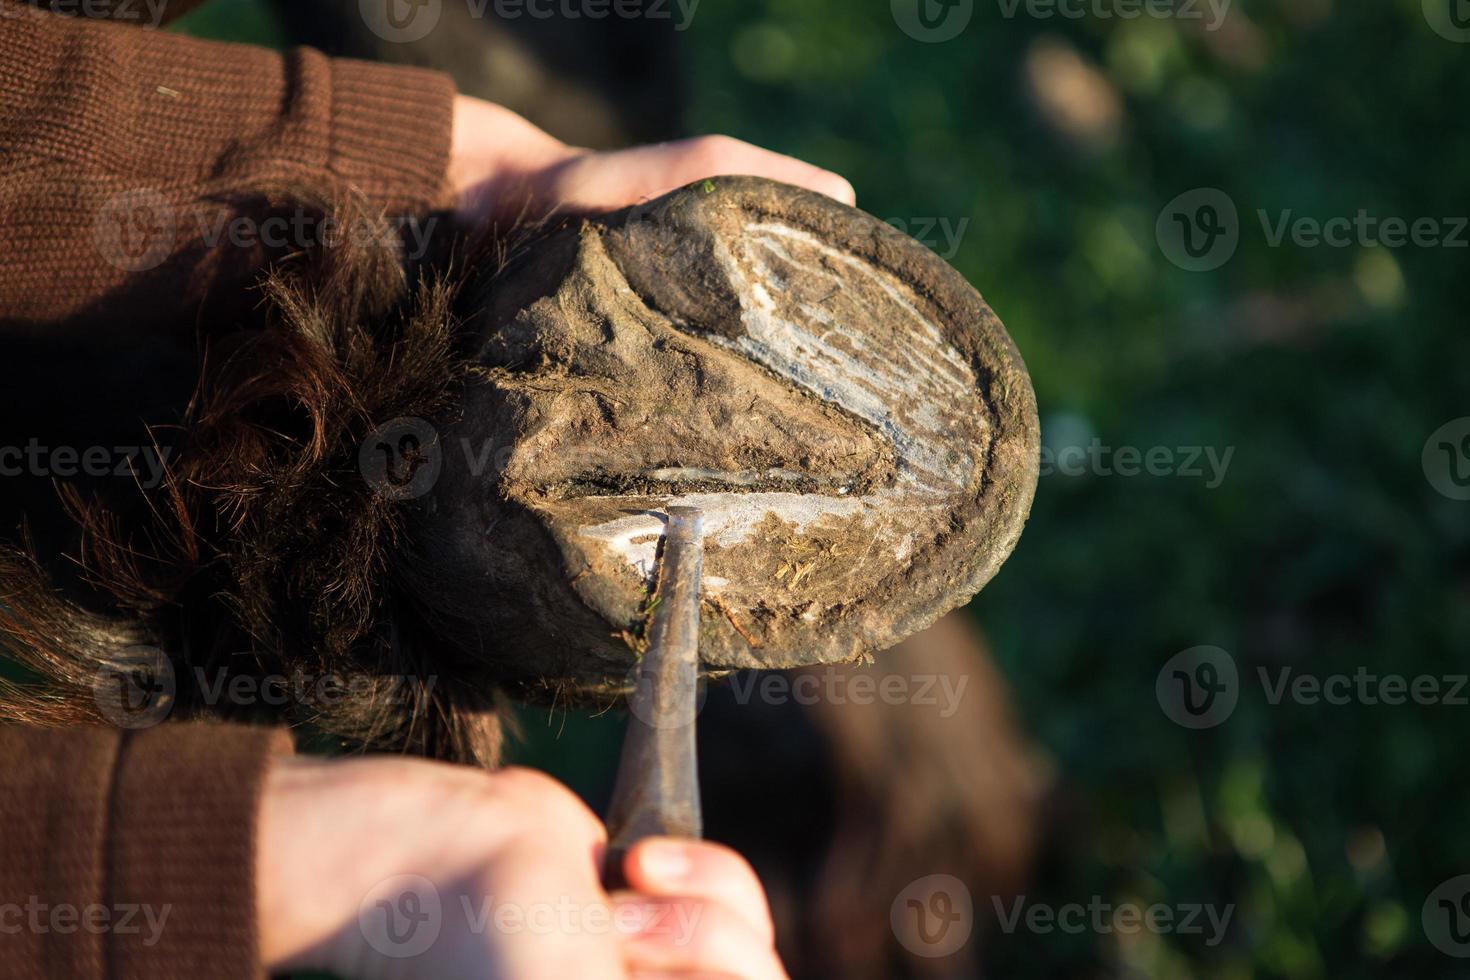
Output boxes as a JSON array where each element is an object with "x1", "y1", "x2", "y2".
[
  {"x1": 257, "y1": 756, "x2": 788, "y2": 979},
  {"x1": 448, "y1": 94, "x2": 855, "y2": 224}
]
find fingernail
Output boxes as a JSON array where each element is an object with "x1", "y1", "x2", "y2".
[{"x1": 637, "y1": 840, "x2": 693, "y2": 883}]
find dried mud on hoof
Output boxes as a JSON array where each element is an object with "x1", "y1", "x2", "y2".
[{"x1": 426, "y1": 176, "x2": 1039, "y2": 695}]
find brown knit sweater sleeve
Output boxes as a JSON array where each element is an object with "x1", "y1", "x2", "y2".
[
  {"x1": 0, "y1": 0, "x2": 455, "y2": 329},
  {"x1": 0, "y1": 723, "x2": 295, "y2": 980}
]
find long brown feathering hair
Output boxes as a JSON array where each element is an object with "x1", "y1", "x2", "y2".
[{"x1": 0, "y1": 194, "x2": 547, "y2": 765}]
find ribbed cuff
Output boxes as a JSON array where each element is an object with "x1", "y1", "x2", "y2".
[
  {"x1": 329, "y1": 56, "x2": 457, "y2": 216},
  {"x1": 0, "y1": 726, "x2": 119, "y2": 980},
  {"x1": 11, "y1": 10, "x2": 454, "y2": 215},
  {"x1": 106, "y1": 724, "x2": 295, "y2": 980}
]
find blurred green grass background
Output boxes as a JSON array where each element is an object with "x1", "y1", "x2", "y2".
[
  {"x1": 690, "y1": 6, "x2": 1469, "y2": 977},
  {"x1": 175, "y1": 1, "x2": 1470, "y2": 976}
]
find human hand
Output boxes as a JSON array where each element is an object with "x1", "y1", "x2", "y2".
[
  {"x1": 257, "y1": 755, "x2": 788, "y2": 980},
  {"x1": 448, "y1": 94, "x2": 855, "y2": 224}
]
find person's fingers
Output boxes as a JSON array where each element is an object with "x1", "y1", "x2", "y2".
[
  {"x1": 548, "y1": 135, "x2": 855, "y2": 213},
  {"x1": 451, "y1": 96, "x2": 856, "y2": 221},
  {"x1": 708, "y1": 138, "x2": 855, "y2": 205},
  {"x1": 622, "y1": 839, "x2": 776, "y2": 945},
  {"x1": 651, "y1": 134, "x2": 856, "y2": 205},
  {"x1": 483, "y1": 766, "x2": 609, "y2": 847},
  {"x1": 614, "y1": 895, "x2": 787, "y2": 980}
]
